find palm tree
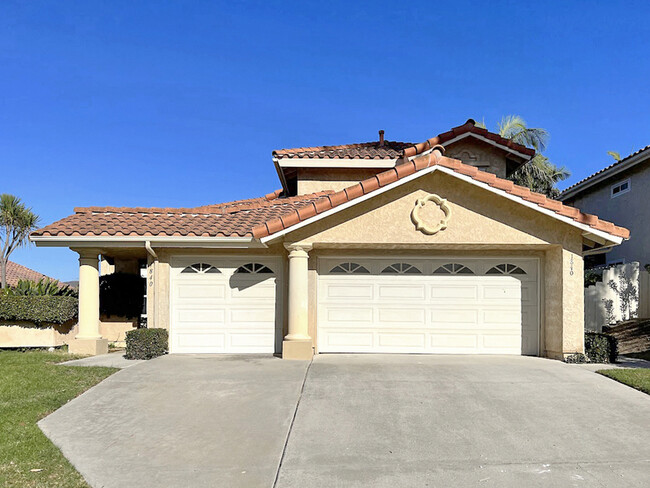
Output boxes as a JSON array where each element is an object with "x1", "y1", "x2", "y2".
[
  {"x1": 477, "y1": 115, "x2": 570, "y2": 198},
  {"x1": 0, "y1": 194, "x2": 40, "y2": 288},
  {"x1": 607, "y1": 151, "x2": 621, "y2": 162}
]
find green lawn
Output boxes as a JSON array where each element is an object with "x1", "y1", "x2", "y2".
[
  {"x1": 0, "y1": 350, "x2": 118, "y2": 488},
  {"x1": 597, "y1": 368, "x2": 650, "y2": 395}
]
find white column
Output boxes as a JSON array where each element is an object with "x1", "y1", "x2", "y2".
[
  {"x1": 77, "y1": 252, "x2": 101, "y2": 339},
  {"x1": 283, "y1": 244, "x2": 313, "y2": 359},
  {"x1": 69, "y1": 250, "x2": 108, "y2": 355}
]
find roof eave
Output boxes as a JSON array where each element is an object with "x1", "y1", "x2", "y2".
[
  {"x1": 30, "y1": 235, "x2": 267, "y2": 249},
  {"x1": 560, "y1": 148, "x2": 650, "y2": 200},
  {"x1": 260, "y1": 165, "x2": 626, "y2": 247}
]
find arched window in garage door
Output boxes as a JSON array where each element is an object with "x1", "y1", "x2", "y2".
[
  {"x1": 433, "y1": 263, "x2": 474, "y2": 275},
  {"x1": 329, "y1": 262, "x2": 370, "y2": 274},
  {"x1": 234, "y1": 263, "x2": 274, "y2": 274},
  {"x1": 381, "y1": 263, "x2": 422, "y2": 274},
  {"x1": 486, "y1": 263, "x2": 527, "y2": 275},
  {"x1": 181, "y1": 263, "x2": 221, "y2": 274}
]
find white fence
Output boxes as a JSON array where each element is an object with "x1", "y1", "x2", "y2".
[{"x1": 585, "y1": 262, "x2": 650, "y2": 331}]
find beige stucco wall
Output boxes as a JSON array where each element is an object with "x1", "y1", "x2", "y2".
[
  {"x1": 286, "y1": 170, "x2": 585, "y2": 358},
  {"x1": 0, "y1": 322, "x2": 77, "y2": 347},
  {"x1": 99, "y1": 317, "x2": 137, "y2": 345},
  {"x1": 297, "y1": 168, "x2": 385, "y2": 194},
  {"x1": 444, "y1": 138, "x2": 515, "y2": 178}
]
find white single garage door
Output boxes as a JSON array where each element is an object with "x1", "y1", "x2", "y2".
[
  {"x1": 318, "y1": 258, "x2": 539, "y2": 355},
  {"x1": 170, "y1": 258, "x2": 281, "y2": 353}
]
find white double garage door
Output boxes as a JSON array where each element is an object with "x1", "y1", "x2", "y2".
[{"x1": 170, "y1": 256, "x2": 539, "y2": 355}]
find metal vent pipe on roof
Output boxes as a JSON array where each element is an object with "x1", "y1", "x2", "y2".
[{"x1": 379, "y1": 130, "x2": 385, "y2": 146}]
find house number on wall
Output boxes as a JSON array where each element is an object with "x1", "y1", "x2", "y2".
[{"x1": 570, "y1": 255, "x2": 574, "y2": 276}]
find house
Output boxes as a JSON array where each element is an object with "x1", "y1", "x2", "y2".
[
  {"x1": 561, "y1": 145, "x2": 650, "y2": 268},
  {"x1": 30, "y1": 120, "x2": 629, "y2": 360},
  {"x1": 4, "y1": 260, "x2": 60, "y2": 288}
]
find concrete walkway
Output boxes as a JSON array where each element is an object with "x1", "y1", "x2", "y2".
[
  {"x1": 40, "y1": 355, "x2": 650, "y2": 487},
  {"x1": 59, "y1": 350, "x2": 143, "y2": 369}
]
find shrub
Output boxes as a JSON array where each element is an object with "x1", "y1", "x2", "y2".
[
  {"x1": 100, "y1": 273, "x2": 145, "y2": 320},
  {"x1": 125, "y1": 328, "x2": 168, "y2": 360},
  {"x1": 564, "y1": 353, "x2": 587, "y2": 364},
  {"x1": 0, "y1": 295, "x2": 78, "y2": 326},
  {"x1": 2, "y1": 278, "x2": 77, "y2": 297},
  {"x1": 585, "y1": 332, "x2": 618, "y2": 363}
]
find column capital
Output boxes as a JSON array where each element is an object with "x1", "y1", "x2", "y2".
[
  {"x1": 284, "y1": 243, "x2": 313, "y2": 254},
  {"x1": 74, "y1": 249, "x2": 100, "y2": 261}
]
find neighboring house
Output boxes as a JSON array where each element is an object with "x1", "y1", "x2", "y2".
[
  {"x1": 5, "y1": 260, "x2": 59, "y2": 287},
  {"x1": 561, "y1": 145, "x2": 650, "y2": 268},
  {"x1": 31, "y1": 120, "x2": 629, "y2": 360}
]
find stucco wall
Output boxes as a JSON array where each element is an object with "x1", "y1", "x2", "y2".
[
  {"x1": 297, "y1": 168, "x2": 385, "y2": 194},
  {"x1": 287, "y1": 170, "x2": 585, "y2": 357},
  {"x1": 0, "y1": 322, "x2": 77, "y2": 347},
  {"x1": 444, "y1": 138, "x2": 511, "y2": 178},
  {"x1": 564, "y1": 158, "x2": 649, "y2": 266}
]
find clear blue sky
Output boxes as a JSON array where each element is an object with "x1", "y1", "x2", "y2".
[{"x1": 2, "y1": 0, "x2": 649, "y2": 281}]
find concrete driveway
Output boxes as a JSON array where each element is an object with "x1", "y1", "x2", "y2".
[{"x1": 40, "y1": 355, "x2": 650, "y2": 487}]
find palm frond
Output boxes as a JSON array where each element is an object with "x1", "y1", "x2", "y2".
[
  {"x1": 607, "y1": 151, "x2": 621, "y2": 162},
  {"x1": 498, "y1": 115, "x2": 549, "y2": 152}
]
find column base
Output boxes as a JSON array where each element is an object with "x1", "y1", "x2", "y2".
[
  {"x1": 282, "y1": 339, "x2": 313, "y2": 360},
  {"x1": 69, "y1": 337, "x2": 109, "y2": 356}
]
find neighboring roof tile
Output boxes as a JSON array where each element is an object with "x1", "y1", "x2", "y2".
[
  {"x1": 32, "y1": 191, "x2": 333, "y2": 238},
  {"x1": 561, "y1": 145, "x2": 650, "y2": 196},
  {"x1": 5, "y1": 261, "x2": 59, "y2": 287},
  {"x1": 273, "y1": 120, "x2": 535, "y2": 161},
  {"x1": 252, "y1": 149, "x2": 629, "y2": 241},
  {"x1": 273, "y1": 140, "x2": 412, "y2": 160}
]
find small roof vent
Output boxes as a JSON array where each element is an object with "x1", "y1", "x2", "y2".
[{"x1": 378, "y1": 130, "x2": 385, "y2": 146}]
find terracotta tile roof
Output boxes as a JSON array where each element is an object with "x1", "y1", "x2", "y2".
[
  {"x1": 5, "y1": 260, "x2": 58, "y2": 287},
  {"x1": 252, "y1": 148, "x2": 629, "y2": 241},
  {"x1": 273, "y1": 140, "x2": 413, "y2": 160},
  {"x1": 561, "y1": 144, "x2": 650, "y2": 196},
  {"x1": 31, "y1": 191, "x2": 333, "y2": 238},
  {"x1": 402, "y1": 119, "x2": 535, "y2": 159},
  {"x1": 273, "y1": 120, "x2": 535, "y2": 161}
]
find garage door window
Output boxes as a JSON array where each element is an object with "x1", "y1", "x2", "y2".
[
  {"x1": 329, "y1": 262, "x2": 370, "y2": 274},
  {"x1": 235, "y1": 263, "x2": 274, "y2": 274},
  {"x1": 181, "y1": 263, "x2": 221, "y2": 274},
  {"x1": 381, "y1": 263, "x2": 422, "y2": 274},
  {"x1": 433, "y1": 263, "x2": 474, "y2": 275},
  {"x1": 486, "y1": 263, "x2": 526, "y2": 275}
]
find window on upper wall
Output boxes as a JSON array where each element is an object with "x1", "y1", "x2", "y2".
[{"x1": 610, "y1": 178, "x2": 631, "y2": 198}]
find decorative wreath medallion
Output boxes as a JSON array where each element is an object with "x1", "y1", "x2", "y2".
[{"x1": 410, "y1": 193, "x2": 451, "y2": 235}]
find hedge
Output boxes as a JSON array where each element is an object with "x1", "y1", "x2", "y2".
[
  {"x1": 565, "y1": 332, "x2": 618, "y2": 363},
  {"x1": 585, "y1": 331, "x2": 618, "y2": 363},
  {"x1": 125, "y1": 328, "x2": 168, "y2": 360},
  {"x1": 0, "y1": 295, "x2": 78, "y2": 326}
]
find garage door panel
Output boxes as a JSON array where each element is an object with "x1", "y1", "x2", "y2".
[
  {"x1": 325, "y1": 283, "x2": 374, "y2": 299},
  {"x1": 378, "y1": 332, "x2": 426, "y2": 348},
  {"x1": 318, "y1": 258, "x2": 539, "y2": 356},
  {"x1": 430, "y1": 285, "x2": 478, "y2": 299},
  {"x1": 378, "y1": 284, "x2": 426, "y2": 299},
  {"x1": 327, "y1": 308, "x2": 374, "y2": 323},
  {"x1": 176, "y1": 332, "x2": 225, "y2": 350},
  {"x1": 177, "y1": 284, "x2": 226, "y2": 300},
  {"x1": 430, "y1": 333, "x2": 478, "y2": 349},
  {"x1": 323, "y1": 331, "x2": 374, "y2": 348},
  {"x1": 178, "y1": 308, "x2": 226, "y2": 324},
  {"x1": 378, "y1": 308, "x2": 425, "y2": 324},
  {"x1": 430, "y1": 308, "x2": 479, "y2": 325},
  {"x1": 482, "y1": 309, "x2": 521, "y2": 325},
  {"x1": 171, "y1": 259, "x2": 279, "y2": 354}
]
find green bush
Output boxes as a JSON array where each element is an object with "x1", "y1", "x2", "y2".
[
  {"x1": 0, "y1": 295, "x2": 78, "y2": 326},
  {"x1": 125, "y1": 328, "x2": 168, "y2": 360},
  {"x1": 585, "y1": 332, "x2": 618, "y2": 363},
  {"x1": 100, "y1": 273, "x2": 145, "y2": 320},
  {"x1": 2, "y1": 278, "x2": 78, "y2": 297}
]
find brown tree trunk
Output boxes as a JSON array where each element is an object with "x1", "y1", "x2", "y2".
[{"x1": 0, "y1": 258, "x2": 6, "y2": 289}]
